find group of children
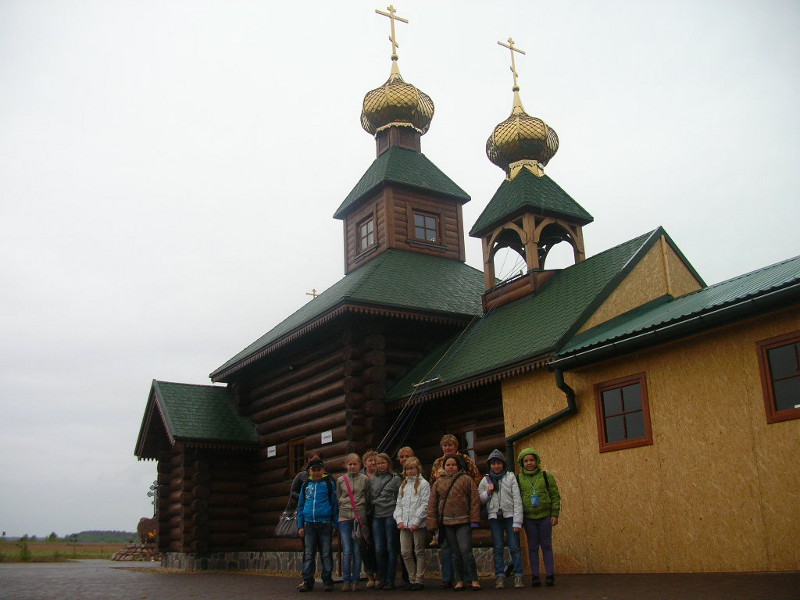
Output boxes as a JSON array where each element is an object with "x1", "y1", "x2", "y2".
[{"x1": 294, "y1": 435, "x2": 560, "y2": 593}]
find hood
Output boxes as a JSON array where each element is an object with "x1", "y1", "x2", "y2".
[
  {"x1": 487, "y1": 448, "x2": 506, "y2": 468},
  {"x1": 517, "y1": 447, "x2": 541, "y2": 468}
]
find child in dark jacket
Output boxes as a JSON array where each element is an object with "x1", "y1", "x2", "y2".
[
  {"x1": 297, "y1": 458, "x2": 339, "y2": 592},
  {"x1": 370, "y1": 452, "x2": 402, "y2": 589}
]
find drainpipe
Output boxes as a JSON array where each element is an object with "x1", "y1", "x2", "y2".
[{"x1": 505, "y1": 368, "x2": 577, "y2": 463}]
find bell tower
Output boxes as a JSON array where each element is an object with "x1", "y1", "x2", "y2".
[{"x1": 470, "y1": 38, "x2": 593, "y2": 309}]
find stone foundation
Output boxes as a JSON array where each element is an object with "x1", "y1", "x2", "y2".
[{"x1": 162, "y1": 547, "x2": 509, "y2": 577}]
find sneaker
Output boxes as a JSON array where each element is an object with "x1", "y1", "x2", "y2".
[
  {"x1": 323, "y1": 583, "x2": 335, "y2": 592},
  {"x1": 298, "y1": 584, "x2": 313, "y2": 593},
  {"x1": 385, "y1": 582, "x2": 396, "y2": 590},
  {"x1": 340, "y1": 583, "x2": 351, "y2": 592},
  {"x1": 514, "y1": 576, "x2": 524, "y2": 588},
  {"x1": 532, "y1": 576, "x2": 541, "y2": 587},
  {"x1": 495, "y1": 576, "x2": 505, "y2": 589},
  {"x1": 351, "y1": 583, "x2": 360, "y2": 591},
  {"x1": 545, "y1": 575, "x2": 555, "y2": 587},
  {"x1": 374, "y1": 581, "x2": 386, "y2": 590}
]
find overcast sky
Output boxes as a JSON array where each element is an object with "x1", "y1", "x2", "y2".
[{"x1": 1, "y1": 1, "x2": 798, "y2": 538}]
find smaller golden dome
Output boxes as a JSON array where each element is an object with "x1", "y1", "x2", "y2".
[
  {"x1": 486, "y1": 90, "x2": 559, "y2": 177},
  {"x1": 361, "y1": 63, "x2": 434, "y2": 136}
]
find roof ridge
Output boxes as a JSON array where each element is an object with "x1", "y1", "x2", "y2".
[{"x1": 690, "y1": 253, "x2": 800, "y2": 292}]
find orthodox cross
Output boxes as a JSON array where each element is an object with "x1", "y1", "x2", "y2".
[
  {"x1": 306, "y1": 288, "x2": 319, "y2": 299},
  {"x1": 376, "y1": 5, "x2": 408, "y2": 59},
  {"x1": 498, "y1": 37, "x2": 526, "y2": 89}
]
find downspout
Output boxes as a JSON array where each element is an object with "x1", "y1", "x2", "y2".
[{"x1": 505, "y1": 368, "x2": 578, "y2": 462}]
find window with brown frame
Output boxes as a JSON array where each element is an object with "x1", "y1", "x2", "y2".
[
  {"x1": 594, "y1": 373, "x2": 653, "y2": 452},
  {"x1": 757, "y1": 330, "x2": 800, "y2": 424},
  {"x1": 359, "y1": 216, "x2": 375, "y2": 251},
  {"x1": 288, "y1": 438, "x2": 305, "y2": 479},
  {"x1": 413, "y1": 212, "x2": 438, "y2": 243}
]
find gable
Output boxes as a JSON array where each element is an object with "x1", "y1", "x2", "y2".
[
  {"x1": 579, "y1": 234, "x2": 704, "y2": 333},
  {"x1": 555, "y1": 254, "x2": 800, "y2": 369},
  {"x1": 135, "y1": 380, "x2": 259, "y2": 460}
]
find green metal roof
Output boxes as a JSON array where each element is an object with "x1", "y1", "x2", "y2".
[
  {"x1": 135, "y1": 380, "x2": 259, "y2": 459},
  {"x1": 555, "y1": 253, "x2": 800, "y2": 366},
  {"x1": 469, "y1": 169, "x2": 593, "y2": 237},
  {"x1": 333, "y1": 146, "x2": 470, "y2": 219},
  {"x1": 211, "y1": 249, "x2": 485, "y2": 381},
  {"x1": 387, "y1": 229, "x2": 662, "y2": 400}
]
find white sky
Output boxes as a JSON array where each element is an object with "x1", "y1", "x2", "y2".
[{"x1": 1, "y1": 1, "x2": 798, "y2": 538}]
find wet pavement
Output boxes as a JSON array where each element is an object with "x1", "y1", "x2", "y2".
[{"x1": 0, "y1": 560, "x2": 798, "y2": 600}]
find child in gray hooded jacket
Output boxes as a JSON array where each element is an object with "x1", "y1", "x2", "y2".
[{"x1": 478, "y1": 449, "x2": 524, "y2": 589}]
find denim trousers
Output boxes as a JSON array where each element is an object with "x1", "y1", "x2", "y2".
[
  {"x1": 338, "y1": 520, "x2": 362, "y2": 584},
  {"x1": 489, "y1": 516, "x2": 523, "y2": 577},
  {"x1": 372, "y1": 516, "x2": 398, "y2": 584},
  {"x1": 443, "y1": 523, "x2": 476, "y2": 584},
  {"x1": 523, "y1": 516, "x2": 554, "y2": 577},
  {"x1": 302, "y1": 521, "x2": 334, "y2": 586}
]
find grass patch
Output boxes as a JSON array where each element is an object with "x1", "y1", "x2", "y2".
[{"x1": 0, "y1": 541, "x2": 126, "y2": 563}]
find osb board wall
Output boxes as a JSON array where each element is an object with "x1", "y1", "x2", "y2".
[
  {"x1": 579, "y1": 236, "x2": 703, "y2": 333},
  {"x1": 502, "y1": 370, "x2": 565, "y2": 438},
  {"x1": 504, "y1": 307, "x2": 800, "y2": 573}
]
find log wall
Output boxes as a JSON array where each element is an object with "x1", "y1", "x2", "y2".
[
  {"x1": 235, "y1": 317, "x2": 461, "y2": 551},
  {"x1": 343, "y1": 187, "x2": 466, "y2": 273}
]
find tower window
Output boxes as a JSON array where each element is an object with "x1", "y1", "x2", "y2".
[
  {"x1": 595, "y1": 373, "x2": 653, "y2": 452},
  {"x1": 414, "y1": 212, "x2": 438, "y2": 243},
  {"x1": 359, "y1": 217, "x2": 375, "y2": 251},
  {"x1": 757, "y1": 330, "x2": 800, "y2": 423}
]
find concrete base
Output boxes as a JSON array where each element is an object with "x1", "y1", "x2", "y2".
[{"x1": 162, "y1": 547, "x2": 507, "y2": 576}]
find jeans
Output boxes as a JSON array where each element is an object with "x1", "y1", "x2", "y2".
[
  {"x1": 338, "y1": 520, "x2": 362, "y2": 584},
  {"x1": 489, "y1": 517, "x2": 523, "y2": 577},
  {"x1": 523, "y1": 516, "x2": 554, "y2": 577},
  {"x1": 302, "y1": 521, "x2": 334, "y2": 587},
  {"x1": 372, "y1": 516, "x2": 398, "y2": 584},
  {"x1": 443, "y1": 523, "x2": 475, "y2": 584},
  {"x1": 399, "y1": 528, "x2": 427, "y2": 585}
]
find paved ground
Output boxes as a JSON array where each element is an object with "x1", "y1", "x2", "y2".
[{"x1": 0, "y1": 560, "x2": 797, "y2": 600}]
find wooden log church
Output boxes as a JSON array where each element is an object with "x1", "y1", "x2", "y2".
[{"x1": 135, "y1": 9, "x2": 800, "y2": 573}]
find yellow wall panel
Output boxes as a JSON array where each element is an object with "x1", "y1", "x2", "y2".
[
  {"x1": 502, "y1": 307, "x2": 800, "y2": 573},
  {"x1": 580, "y1": 237, "x2": 703, "y2": 333}
]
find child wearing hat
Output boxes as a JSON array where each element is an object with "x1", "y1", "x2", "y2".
[
  {"x1": 517, "y1": 448, "x2": 560, "y2": 587},
  {"x1": 478, "y1": 449, "x2": 525, "y2": 589}
]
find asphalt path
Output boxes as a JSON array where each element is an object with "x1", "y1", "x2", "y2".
[{"x1": 0, "y1": 560, "x2": 797, "y2": 600}]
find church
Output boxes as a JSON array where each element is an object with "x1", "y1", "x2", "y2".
[{"x1": 135, "y1": 8, "x2": 800, "y2": 574}]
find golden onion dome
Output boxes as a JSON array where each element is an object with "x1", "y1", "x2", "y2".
[
  {"x1": 486, "y1": 89, "x2": 559, "y2": 177},
  {"x1": 361, "y1": 62, "x2": 434, "y2": 136}
]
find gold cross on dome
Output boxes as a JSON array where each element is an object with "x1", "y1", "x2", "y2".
[
  {"x1": 498, "y1": 37, "x2": 526, "y2": 89},
  {"x1": 376, "y1": 5, "x2": 409, "y2": 59}
]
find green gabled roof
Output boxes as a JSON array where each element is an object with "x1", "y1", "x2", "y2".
[
  {"x1": 387, "y1": 229, "x2": 662, "y2": 401},
  {"x1": 211, "y1": 250, "x2": 485, "y2": 381},
  {"x1": 333, "y1": 146, "x2": 470, "y2": 219},
  {"x1": 554, "y1": 253, "x2": 800, "y2": 367},
  {"x1": 469, "y1": 169, "x2": 593, "y2": 237},
  {"x1": 135, "y1": 380, "x2": 258, "y2": 459}
]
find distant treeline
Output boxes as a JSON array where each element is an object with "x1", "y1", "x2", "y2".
[{"x1": 3, "y1": 531, "x2": 136, "y2": 543}]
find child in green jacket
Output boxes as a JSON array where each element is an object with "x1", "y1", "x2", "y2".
[{"x1": 517, "y1": 448, "x2": 560, "y2": 587}]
